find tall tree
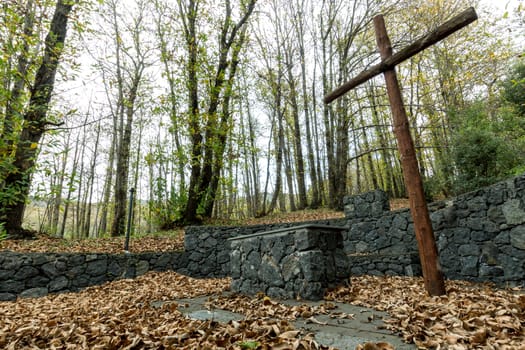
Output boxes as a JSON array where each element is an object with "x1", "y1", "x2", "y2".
[
  {"x1": 318, "y1": 0, "x2": 380, "y2": 209},
  {"x1": 107, "y1": 0, "x2": 151, "y2": 236},
  {"x1": 0, "y1": 0, "x2": 76, "y2": 237},
  {"x1": 178, "y1": 0, "x2": 257, "y2": 224}
]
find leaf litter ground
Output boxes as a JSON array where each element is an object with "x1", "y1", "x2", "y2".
[
  {"x1": 1, "y1": 271, "x2": 524, "y2": 349},
  {"x1": 1, "y1": 204, "x2": 524, "y2": 349}
]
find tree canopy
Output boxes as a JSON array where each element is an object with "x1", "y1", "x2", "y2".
[{"x1": 0, "y1": 0, "x2": 523, "y2": 237}]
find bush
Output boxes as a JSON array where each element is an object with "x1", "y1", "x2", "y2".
[{"x1": 451, "y1": 127, "x2": 517, "y2": 193}]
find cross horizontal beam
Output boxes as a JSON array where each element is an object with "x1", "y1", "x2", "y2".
[{"x1": 324, "y1": 7, "x2": 477, "y2": 104}]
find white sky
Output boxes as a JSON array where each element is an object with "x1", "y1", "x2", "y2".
[{"x1": 481, "y1": 0, "x2": 523, "y2": 11}]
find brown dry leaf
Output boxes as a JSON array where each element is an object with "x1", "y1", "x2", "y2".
[
  {"x1": 305, "y1": 317, "x2": 328, "y2": 325},
  {"x1": 2, "y1": 272, "x2": 240, "y2": 349},
  {"x1": 279, "y1": 330, "x2": 301, "y2": 339},
  {"x1": 356, "y1": 342, "x2": 395, "y2": 350},
  {"x1": 326, "y1": 275, "x2": 525, "y2": 349},
  {"x1": 1, "y1": 244, "x2": 523, "y2": 350}
]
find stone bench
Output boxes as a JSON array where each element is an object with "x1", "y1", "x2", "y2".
[{"x1": 228, "y1": 224, "x2": 350, "y2": 300}]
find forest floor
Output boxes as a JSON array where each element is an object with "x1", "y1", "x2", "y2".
[{"x1": 1, "y1": 202, "x2": 525, "y2": 349}]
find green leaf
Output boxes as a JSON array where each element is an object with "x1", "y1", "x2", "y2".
[{"x1": 239, "y1": 341, "x2": 260, "y2": 349}]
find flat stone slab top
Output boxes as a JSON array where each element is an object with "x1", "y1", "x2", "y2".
[{"x1": 229, "y1": 224, "x2": 350, "y2": 300}]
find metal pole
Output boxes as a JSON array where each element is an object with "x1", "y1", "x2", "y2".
[{"x1": 124, "y1": 188, "x2": 135, "y2": 252}]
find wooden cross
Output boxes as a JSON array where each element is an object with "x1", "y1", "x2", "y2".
[{"x1": 324, "y1": 7, "x2": 478, "y2": 296}]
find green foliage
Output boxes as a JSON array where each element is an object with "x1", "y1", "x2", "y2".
[
  {"x1": 501, "y1": 61, "x2": 525, "y2": 117},
  {"x1": 148, "y1": 189, "x2": 187, "y2": 230},
  {"x1": 449, "y1": 100, "x2": 523, "y2": 194},
  {"x1": 239, "y1": 341, "x2": 260, "y2": 349},
  {"x1": 451, "y1": 128, "x2": 516, "y2": 193}
]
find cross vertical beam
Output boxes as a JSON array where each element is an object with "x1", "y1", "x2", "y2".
[{"x1": 373, "y1": 15, "x2": 446, "y2": 296}]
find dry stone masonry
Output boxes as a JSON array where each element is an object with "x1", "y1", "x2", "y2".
[
  {"x1": 0, "y1": 251, "x2": 187, "y2": 301},
  {"x1": 343, "y1": 175, "x2": 525, "y2": 286},
  {"x1": 1, "y1": 174, "x2": 525, "y2": 300},
  {"x1": 229, "y1": 225, "x2": 349, "y2": 300}
]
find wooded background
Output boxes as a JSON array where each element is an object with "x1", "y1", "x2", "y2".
[{"x1": 0, "y1": 0, "x2": 524, "y2": 238}]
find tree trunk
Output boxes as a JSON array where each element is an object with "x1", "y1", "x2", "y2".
[
  {"x1": 181, "y1": 0, "x2": 203, "y2": 224},
  {"x1": 285, "y1": 55, "x2": 307, "y2": 210},
  {"x1": 2, "y1": 0, "x2": 75, "y2": 237},
  {"x1": 202, "y1": 27, "x2": 247, "y2": 217},
  {"x1": 110, "y1": 78, "x2": 141, "y2": 236},
  {"x1": 60, "y1": 135, "x2": 81, "y2": 238},
  {"x1": 284, "y1": 141, "x2": 297, "y2": 212},
  {"x1": 83, "y1": 123, "x2": 101, "y2": 238},
  {"x1": 50, "y1": 132, "x2": 71, "y2": 235}
]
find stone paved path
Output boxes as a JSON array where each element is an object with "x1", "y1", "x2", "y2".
[{"x1": 161, "y1": 295, "x2": 417, "y2": 350}]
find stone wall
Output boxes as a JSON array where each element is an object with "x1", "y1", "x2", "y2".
[
  {"x1": 185, "y1": 174, "x2": 525, "y2": 287},
  {"x1": 0, "y1": 251, "x2": 188, "y2": 301},
  {"x1": 2, "y1": 174, "x2": 524, "y2": 300},
  {"x1": 184, "y1": 218, "x2": 348, "y2": 278},
  {"x1": 229, "y1": 225, "x2": 349, "y2": 300},
  {"x1": 342, "y1": 175, "x2": 525, "y2": 286}
]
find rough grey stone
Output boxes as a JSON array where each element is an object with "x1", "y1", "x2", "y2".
[
  {"x1": 355, "y1": 241, "x2": 368, "y2": 253},
  {"x1": 470, "y1": 230, "x2": 498, "y2": 242},
  {"x1": 460, "y1": 256, "x2": 479, "y2": 276},
  {"x1": 136, "y1": 260, "x2": 150, "y2": 276},
  {"x1": 502, "y1": 199, "x2": 525, "y2": 225},
  {"x1": 66, "y1": 265, "x2": 85, "y2": 278},
  {"x1": 107, "y1": 261, "x2": 123, "y2": 277},
  {"x1": 20, "y1": 287, "x2": 48, "y2": 299},
  {"x1": 298, "y1": 250, "x2": 325, "y2": 281},
  {"x1": 467, "y1": 196, "x2": 487, "y2": 212},
  {"x1": 296, "y1": 230, "x2": 320, "y2": 251},
  {"x1": 267, "y1": 287, "x2": 292, "y2": 299},
  {"x1": 246, "y1": 250, "x2": 260, "y2": 271},
  {"x1": 242, "y1": 263, "x2": 258, "y2": 281},
  {"x1": 31, "y1": 254, "x2": 52, "y2": 266},
  {"x1": 217, "y1": 250, "x2": 230, "y2": 264},
  {"x1": 188, "y1": 250, "x2": 204, "y2": 262},
  {"x1": 85, "y1": 254, "x2": 100, "y2": 262},
  {"x1": 86, "y1": 258, "x2": 108, "y2": 276},
  {"x1": 67, "y1": 255, "x2": 85, "y2": 267},
  {"x1": 510, "y1": 226, "x2": 525, "y2": 250},
  {"x1": 0, "y1": 293, "x2": 16, "y2": 301},
  {"x1": 448, "y1": 228, "x2": 472, "y2": 244},
  {"x1": 488, "y1": 206, "x2": 506, "y2": 224},
  {"x1": 230, "y1": 279, "x2": 241, "y2": 292},
  {"x1": 49, "y1": 276, "x2": 69, "y2": 292},
  {"x1": 281, "y1": 255, "x2": 301, "y2": 282},
  {"x1": 0, "y1": 280, "x2": 24, "y2": 293},
  {"x1": 203, "y1": 237, "x2": 218, "y2": 249},
  {"x1": 258, "y1": 254, "x2": 283, "y2": 287},
  {"x1": 0, "y1": 269, "x2": 14, "y2": 279},
  {"x1": 299, "y1": 281, "x2": 324, "y2": 300},
  {"x1": 479, "y1": 264, "x2": 504, "y2": 278},
  {"x1": 334, "y1": 250, "x2": 350, "y2": 279},
  {"x1": 42, "y1": 261, "x2": 67, "y2": 278},
  {"x1": 480, "y1": 244, "x2": 499, "y2": 266},
  {"x1": 154, "y1": 254, "x2": 172, "y2": 268},
  {"x1": 458, "y1": 244, "x2": 481, "y2": 256},
  {"x1": 27, "y1": 275, "x2": 50, "y2": 288},
  {"x1": 351, "y1": 266, "x2": 365, "y2": 275},
  {"x1": 230, "y1": 249, "x2": 241, "y2": 278},
  {"x1": 389, "y1": 228, "x2": 405, "y2": 240},
  {"x1": 494, "y1": 231, "x2": 510, "y2": 245},
  {"x1": 3, "y1": 255, "x2": 25, "y2": 270}
]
